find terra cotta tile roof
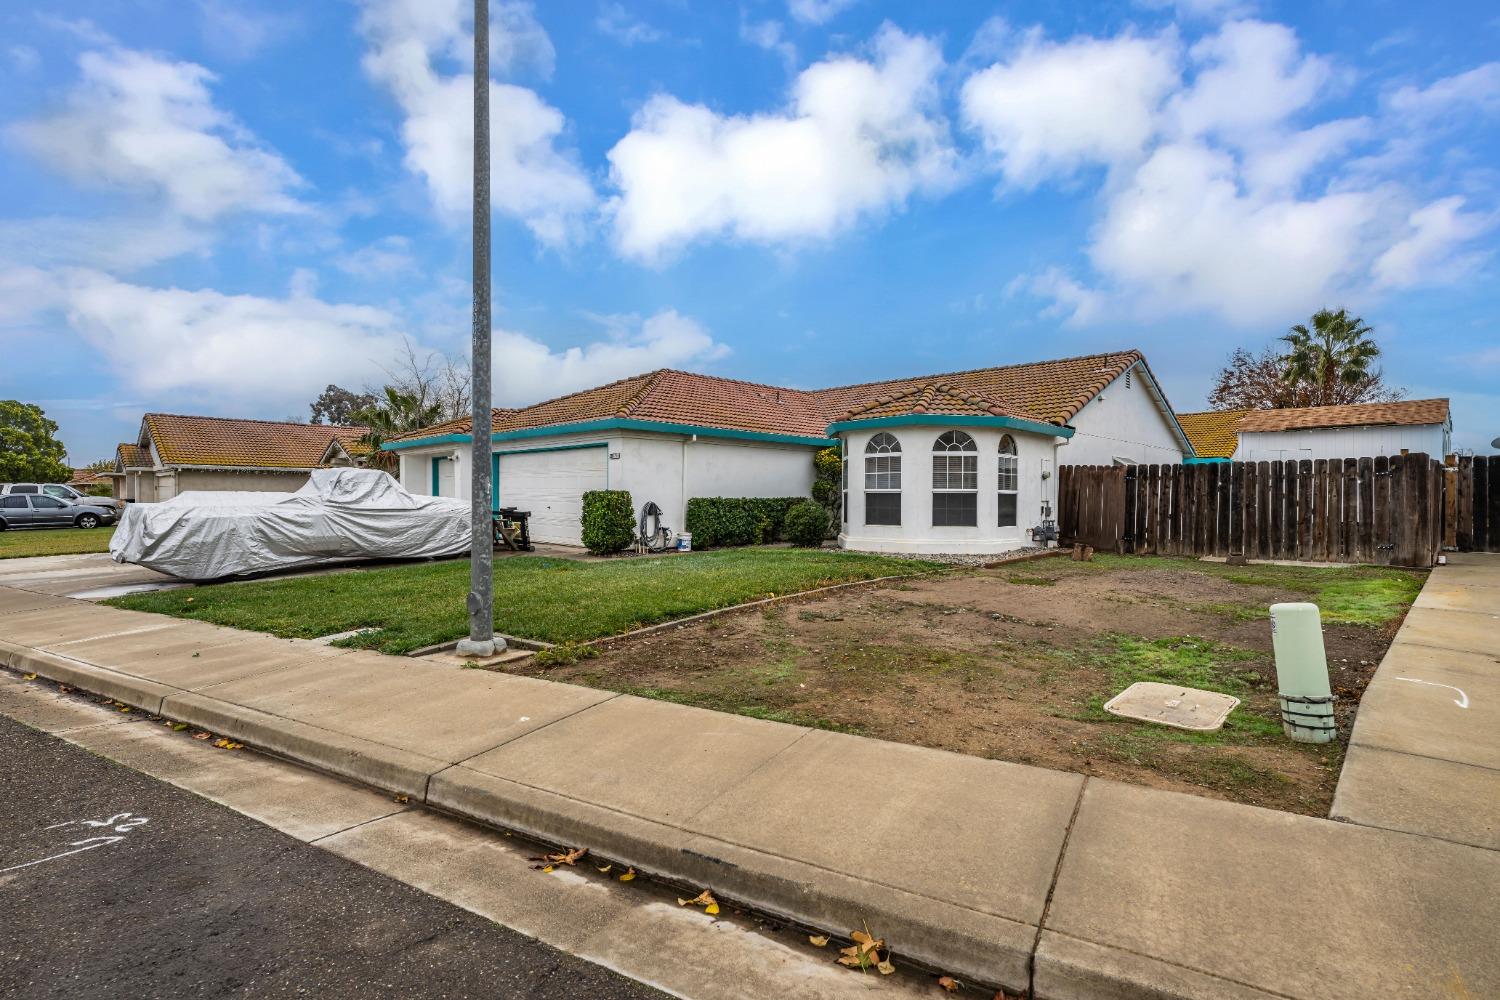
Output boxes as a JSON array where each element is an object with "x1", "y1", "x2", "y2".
[
  {"x1": 141, "y1": 414, "x2": 370, "y2": 469},
  {"x1": 1236, "y1": 399, "x2": 1450, "y2": 434},
  {"x1": 836, "y1": 383, "x2": 1035, "y2": 422},
  {"x1": 390, "y1": 350, "x2": 1156, "y2": 444},
  {"x1": 1175, "y1": 409, "x2": 1250, "y2": 459},
  {"x1": 115, "y1": 442, "x2": 151, "y2": 470}
]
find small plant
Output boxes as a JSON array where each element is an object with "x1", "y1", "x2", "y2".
[
  {"x1": 784, "y1": 500, "x2": 830, "y2": 547},
  {"x1": 533, "y1": 642, "x2": 601, "y2": 667},
  {"x1": 580, "y1": 490, "x2": 635, "y2": 555}
]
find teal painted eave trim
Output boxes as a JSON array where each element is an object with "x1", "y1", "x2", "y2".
[
  {"x1": 826, "y1": 413, "x2": 1074, "y2": 439},
  {"x1": 1184, "y1": 456, "x2": 1231, "y2": 464},
  {"x1": 383, "y1": 419, "x2": 832, "y2": 450}
]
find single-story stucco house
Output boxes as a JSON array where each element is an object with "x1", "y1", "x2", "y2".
[
  {"x1": 1178, "y1": 399, "x2": 1452, "y2": 464},
  {"x1": 385, "y1": 349, "x2": 1193, "y2": 555},
  {"x1": 110, "y1": 414, "x2": 370, "y2": 502}
]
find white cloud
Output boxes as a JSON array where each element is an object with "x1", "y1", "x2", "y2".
[
  {"x1": 596, "y1": 3, "x2": 663, "y2": 46},
  {"x1": 1166, "y1": 20, "x2": 1332, "y2": 142},
  {"x1": 8, "y1": 45, "x2": 40, "y2": 74},
  {"x1": 1086, "y1": 142, "x2": 1376, "y2": 322},
  {"x1": 740, "y1": 17, "x2": 798, "y2": 72},
  {"x1": 960, "y1": 30, "x2": 1180, "y2": 186},
  {"x1": 1136, "y1": 0, "x2": 1254, "y2": 23},
  {"x1": 787, "y1": 0, "x2": 858, "y2": 26},
  {"x1": 1387, "y1": 62, "x2": 1500, "y2": 121},
  {"x1": 196, "y1": 1, "x2": 299, "y2": 61},
  {"x1": 22, "y1": 270, "x2": 413, "y2": 410},
  {"x1": 357, "y1": 0, "x2": 594, "y2": 245},
  {"x1": 9, "y1": 48, "x2": 303, "y2": 220},
  {"x1": 0, "y1": 214, "x2": 212, "y2": 273},
  {"x1": 335, "y1": 235, "x2": 419, "y2": 279},
  {"x1": 606, "y1": 25, "x2": 958, "y2": 261},
  {"x1": 1372, "y1": 197, "x2": 1492, "y2": 289},
  {"x1": 494, "y1": 309, "x2": 729, "y2": 404}
]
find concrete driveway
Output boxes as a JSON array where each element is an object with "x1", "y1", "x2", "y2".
[{"x1": 0, "y1": 553, "x2": 183, "y2": 600}]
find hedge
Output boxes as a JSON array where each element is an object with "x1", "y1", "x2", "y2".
[
  {"x1": 683, "y1": 496, "x2": 806, "y2": 548},
  {"x1": 580, "y1": 489, "x2": 635, "y2": 554}
]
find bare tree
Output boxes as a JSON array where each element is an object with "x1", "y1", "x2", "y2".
[
  {"x1": 369, "y1": 338, "x2": 471, "y2": 424},
  {"x1": 1208, "y1": 340, "x2": 1405, "y2": 411}
]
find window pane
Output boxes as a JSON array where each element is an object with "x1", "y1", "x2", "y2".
[
  {"x1": 865, "y1": 491, "x2": 901, "y2": 525},
  {"x1": 34, "y1": 497, "x2": 66, "y2": 508},
  {"x1": 932, "y1": 491, "x2": 977, "y2": 526},
  {"x1": 998, "y1": 492, "x2": 1018, "y2": 527},
  {"x1": 998, "y1": 455, "x2": 1017, "y2": 492},
  {"x1": 1, "y1": 496, "x2": 26, "y2": 509}
]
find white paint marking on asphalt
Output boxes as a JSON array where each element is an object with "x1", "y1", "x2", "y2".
[
  {"x1": 1393, "y1": 677, "x2": 1470, "y2": 709},
  {"x1": 47, "y1": 623, "x2": 180, "y2": 648},
  {"x1": 2, "y1": 812, "x2": 150, "y2": 874}
]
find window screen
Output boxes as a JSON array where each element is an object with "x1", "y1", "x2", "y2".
[{"x1": 932, "y1": 431, "x2": 977, "y2": 527}]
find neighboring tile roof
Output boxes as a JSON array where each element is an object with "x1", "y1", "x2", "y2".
[
  {"x1": 390, "y1": 350, "x2": 1157, "y2": 444},
  {"x1": 1176, "y1": 409, "x2": 1250, "y2": 459},
  {"x1": 836, "y1": 383, "x2": 1034, "y2": 422},
  {"x1": 69, "y1": 469, "x2": 110, "y2": 487},
  {"x1": 1237, "y1": 398, "x2": 1450, "y2": 434},
  {"x1": 116, "y1": 443, "x2": 151, "y2": 469},
  {"x1": 141, "y1": 414, "x2": 370, "y2": 469}
]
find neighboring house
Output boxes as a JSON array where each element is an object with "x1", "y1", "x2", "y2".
[
  {"x1": 111, "y1": 414, "x2": 370, "y2": 502},
  {"x1": 386, "y1": 350, "x2": 1192, "y2": 554},
  {"x1": 1234, "y1": 399, "x2": 1451, "y2": 463},
  {"x1": 1176, "y1": 409, "x2": 1251, "y2": 463},
  {"x1": 68, "y1": 468, "x2": 112, "y2": 491}
]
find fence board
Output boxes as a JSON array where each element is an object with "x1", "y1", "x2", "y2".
[
  {"x1": 1295, "y1": 460, "x2": 1311, "y2": 560},
  {"x1": 1216, "y1": 464, "x2": 1231, "y2": 556},
  {"x1": 1476, "y1": 456, "x2": 1491, "y2": 552},
  {"x1": 1489, "y1": 456, "x2": 1500, "y2": 552},
  {"x1": 1373, "y1": 455, "x2": 1392, "y2": 565},
  {"x1": 1356, "y1": 458, "x2": 1374, "y2": 562}
]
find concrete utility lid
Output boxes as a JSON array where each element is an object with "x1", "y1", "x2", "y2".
[{"x1": 1103, "y1": 682, "x2": 1241, "y2": 731}]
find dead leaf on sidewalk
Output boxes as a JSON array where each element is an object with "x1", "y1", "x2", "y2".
[
  {"x1": 808, "y1": 935, "x2": 829, "y2": 948},
  {"x1": 595, "y1": 863, "x2": 613, "y2": 874},
  {"x1": 57, "y1": 684, "x2": 71, "y2": 694},
  {"x1": 22, "y1": 673, "x2": 36, "y2": 681},
  {"x1": 168, "y1": 722, "x2": 188, "y2": 731},
  {"x1": 529, "y1": 846, "x2": 588, "y2": 871},
  {"x1": 393, "y1": 794, "x2": 409, "y2": 804},
  {"x1": 213, "y1": 738, "x2": 243, "y2": 750},
  {"x1": 836, "y1": 926, "x2": 891, "y2": 973},
  {"x1": 677, "y1": 889, "x2": 720, "y2": 915},
  {"x1": 936, "y1": 974, "x2": 960, "y2": 992},
  {"x1": 618, "y1": 867, "x2": 636, "y2": 881},
  {"x1": 192, "y1": 731, "x2": 212, "y2": 740}
]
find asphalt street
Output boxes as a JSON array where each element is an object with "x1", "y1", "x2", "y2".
[{"x1": 0, "y1": 714, "x2": 667, "y2": 999}]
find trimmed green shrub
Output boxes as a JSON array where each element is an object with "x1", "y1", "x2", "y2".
[
  {"x1": 784, "y1": 500, "x2": 830, "y2": 547},
  {"x1": 580, "y1": 490, "x2": 635, "y2": 554},
  {"x1": 684, "y1": 497, "x2": 805, "y2": 548},
  {"x1": 811, "y1": 445, "x2": 842, "y2": 537}
]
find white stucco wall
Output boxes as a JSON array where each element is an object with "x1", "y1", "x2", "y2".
[
  {"x1": 838, "y1": 425, "x2": 1060, "y2": 555},
  {"x1": 1235, "y1": 423, "x2": 1450, "y2": 462},
  {"x1": 1060, "y1": 365, "x2": 1187, "y2": 466},
  {"x1": 175, "y1": 469, "x2": 311, "y2": 493},
  {"x1": 392, "y1": 429, "x2": 820, "y2": 544}
]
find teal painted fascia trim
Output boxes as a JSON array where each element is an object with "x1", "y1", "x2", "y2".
[
  {"x1": 385, "y1": 420, "x2": 831, "y2": 451},
  {"x1": 827, "y1": 413, "x2": 1074, "y2": 439},
  {"x1": 430, "y1": 456, "x2": 441, "y2": 496},
  {"x1": 490, "y1": 452, "x2": 499, "y2": 512},
  {"x1": 1184, "y1": 456, "x2": 1231, "y2": 464},
  {"x1": 494, "y1": 441, "x2": 609, "y2": 457}
]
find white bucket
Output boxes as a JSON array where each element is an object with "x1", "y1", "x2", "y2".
[{"x1": 676, "y1": 532, "x2": 692, "y2": 552}]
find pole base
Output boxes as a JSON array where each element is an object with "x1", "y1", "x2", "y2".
[{"x1": 456, "y1": 637, "x2": 505, "y2": 658}]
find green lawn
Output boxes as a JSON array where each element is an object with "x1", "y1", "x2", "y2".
[
  {"x1": 0, "y1": 526, "x2": 116, "y2": 559},
  {"x1": 105, "y1": 549, "x2": 937, "y2": 654}
]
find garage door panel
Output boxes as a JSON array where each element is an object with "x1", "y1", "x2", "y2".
[{"x1": 498, "y1": 448, "x2": 607, "y2": 546}]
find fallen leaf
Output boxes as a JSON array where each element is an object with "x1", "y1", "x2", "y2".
[
  {"x1": 57, "y1": 684, "x2": 72, "y2": 693},
  {"x1": 393, "y1": 794, "x2": 409, "y2": 804},
  {"x1": 677, "y1": 889, "x2": 718, "y2": 914},
  {"x1": 169, "y1": 722, "x2": 188, "y2": 731},
  {"x1": 118, "y1": 705, "x2": 131, "y2": 713},
  {"x1": 877, "y1": 956, "x2": 895, "y2": 975},
  {"x1": 618, "y1": 868, "x2": 636, "y2": 882},
  {"x1": 213, "y1": 738, "x2": 243, "y2": 750},
  {"x1": 193, "y1": 732, "x2": 212, "y2": 740},
  {"x1": 529, "y1": 846, "x2": 588, "y2": 870},
  {"x1": 937, "y1": 975, "x2": 960, "y2": 992},
  {"x1": 808, "y1": 935, "x2": 829, "y2": 948},
  {"x1": 595, "y1": 863, "x2": 613, "y2": 874},
  {"x1": 22, "y1": 673, "x2": 36, "y2": 681}
]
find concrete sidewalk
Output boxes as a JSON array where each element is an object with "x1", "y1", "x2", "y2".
[{"x1": 2, "y1": 560, "x2": 1498, "y2": 998}]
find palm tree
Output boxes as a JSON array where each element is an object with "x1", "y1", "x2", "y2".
[
  {"x1": 352, "y1": 387, "x2": 443, "y2": 468},
  {"x1": 1279, "y1": 308, "x2": 1382, "y2": 407}
]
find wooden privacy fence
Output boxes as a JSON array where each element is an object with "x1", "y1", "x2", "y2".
[
  {"x1": 1448, "y1": 455, "x2": 1500, "y2": 553},
  {"x1": 1058, "y1": 455, "x2": 1448, "y2": 568}
]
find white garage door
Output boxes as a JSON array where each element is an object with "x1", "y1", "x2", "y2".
[{"x1": 498, "y1": 447, "x2": 607, "y2": 546}]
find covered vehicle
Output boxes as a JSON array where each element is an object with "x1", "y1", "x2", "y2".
[{"x1": 110, "y1": 468, "x2": 470, "y2": 580}]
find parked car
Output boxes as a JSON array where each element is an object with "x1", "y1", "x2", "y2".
[
  {"x1": 2, "y1": 482, "x2": 121, "y2": 512},
  {"x1": 0, "y1": 494, "x2": 118, "y2": 530}
]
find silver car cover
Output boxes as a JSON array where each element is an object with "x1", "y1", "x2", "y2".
[{"x1": 109, "y1": 468, "x2": 470, "y2": 580}]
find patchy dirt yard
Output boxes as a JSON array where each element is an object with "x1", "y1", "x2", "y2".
[{"x1": 512, "y1": 554, "x2": 1423, "y2": 816}]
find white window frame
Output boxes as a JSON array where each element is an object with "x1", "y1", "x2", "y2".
[
  {"x1": 997, "y1": 434, "x2": 1018, "y2": 528},
  {"x1": 863, "y1": 432, "x2": 902, "y2": 526},
  {"x1": 931, "y1": 430, "x2": 978, "y2": 526}
]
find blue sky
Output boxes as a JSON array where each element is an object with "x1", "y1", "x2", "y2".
[{"x1": 2, "y1": 0, "x2": 1497, "y2": 463}]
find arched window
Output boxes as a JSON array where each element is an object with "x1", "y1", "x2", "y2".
[
  {"x1": 997, "y1": 435, "x2": 1018, "y2": 528},
  {"x1": 932, "y1": 431, "x2": 977, "y2": 526},
  {"x1": 863, "y1": 433, "x2": 901, "y2": 525}
]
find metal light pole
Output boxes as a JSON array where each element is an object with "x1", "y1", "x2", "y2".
[{"x1": 457, "y1": 0, "x2": 500, "y2": 658}]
